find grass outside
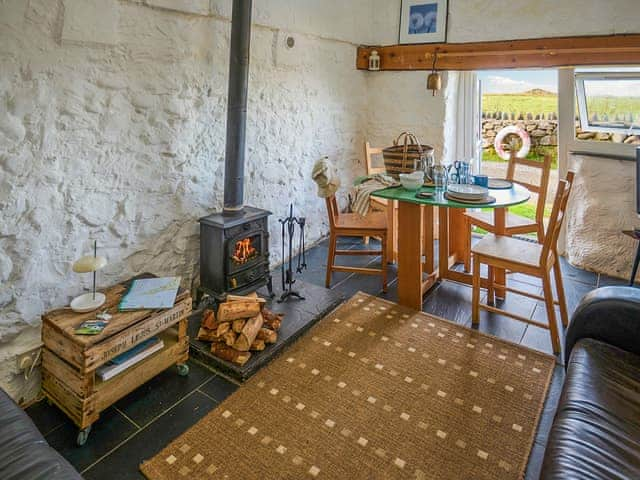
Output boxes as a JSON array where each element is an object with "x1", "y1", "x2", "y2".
[
  {"x1": 483, "y1": 93, "x2": 640, "y2": 118},
  {"x1": 472, "y1": 204, "x2": 552, "y2": 236},
  {"x1": 483, "y1": 146, "x2": 558, "y2": 169}
]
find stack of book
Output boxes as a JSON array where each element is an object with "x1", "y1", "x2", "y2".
[{"x1": 97, "y1": 337, "x2": 164, "y2": 381}]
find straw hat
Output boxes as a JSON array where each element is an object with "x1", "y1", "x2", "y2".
[{"x1": 311, "y1": 156, "x2": 340, "y2": 198}]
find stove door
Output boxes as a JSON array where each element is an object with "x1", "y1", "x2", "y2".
[{"x1": 226, "y1": 231, "x2": 264, "y2": 273}]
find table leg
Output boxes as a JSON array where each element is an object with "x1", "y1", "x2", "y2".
[
  {"x1": 494, "y1": 208, "x2": 507, "y2": 299},
  {"x1": 630, "y1": 241, "x2": 640, "y2": 286},
  {"x1": 386, "y1": 200, "x2": 397, "y2": 263},
  {"x1": 448, "y1": 208, "x2": 466, "y2": 263},
  {"x1": 398, "y1": 201, "x2": 424, "y2": 310},
  {"x1": 422, "y1": 205, "x2": 434, "y2": 274},
  {"x1": 438, "y1": 207, "x2": 449, "y2": 280}
]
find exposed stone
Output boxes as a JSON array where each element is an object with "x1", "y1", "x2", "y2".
[{"x1": 145, "y1": 0, "x2": 210, "y2": 16}]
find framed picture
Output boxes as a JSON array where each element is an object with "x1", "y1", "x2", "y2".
[{"x1": 399, "y1": 0, "x2": 448, "y2": 44}]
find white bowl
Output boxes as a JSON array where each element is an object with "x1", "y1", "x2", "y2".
[{"x1": 399, "y1": 172, "x2": 424, "y2": 191}]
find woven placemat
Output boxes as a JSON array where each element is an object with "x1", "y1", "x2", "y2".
[{"x1": 141, "y1": 292, "x2": 554, "y2": 480}]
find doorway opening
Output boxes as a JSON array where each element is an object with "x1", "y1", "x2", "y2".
[{"x1": 476, "y1": 69, "x2": 559, "y2": 236}]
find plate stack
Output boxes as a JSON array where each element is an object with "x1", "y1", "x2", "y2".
[{"x1": 445, "y1": 184, "x2": 494, "y2": 204}]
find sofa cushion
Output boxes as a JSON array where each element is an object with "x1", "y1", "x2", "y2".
[
  {"x1": 0, "y1": 389, "x2": 81, "y2": 480},
  {"x1": 541, "y1": 338, "x2": 640, "y2": 479}
]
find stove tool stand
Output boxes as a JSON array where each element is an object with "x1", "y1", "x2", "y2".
[{"x1": 278, "y1": 204, "x2": 307, "y2": 302}]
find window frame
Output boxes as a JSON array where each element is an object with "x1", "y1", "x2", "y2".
[
  {"x1": 575, "y1": 71, "x2": 640, "y2": 135},
  {"x1": 560, "y1": 68, "x2": 637, "y2": 161}
]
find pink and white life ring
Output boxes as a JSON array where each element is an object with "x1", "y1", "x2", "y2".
[{"x1": 494, "y1": 125, "x2": 531, "y2": 160}]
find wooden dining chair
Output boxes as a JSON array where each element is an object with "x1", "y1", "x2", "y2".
[
  {"x1": 471, "y1": 171, "x2": 575, "y2": 354},
  {"x1": 463, "y1": 153, "x2": 553, "y2": 272},
  {"x1": 325, "y1": 195, "x2": 388, "y2": 292},
  {"x1": 363, "y1": 142, "x2": 396, "y2": 262}
]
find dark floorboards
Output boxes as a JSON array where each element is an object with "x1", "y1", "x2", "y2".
[{"x1": 27, "y1": 235, "x2": 610, "y2": 478}]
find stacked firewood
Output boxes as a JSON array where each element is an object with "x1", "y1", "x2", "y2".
[{"x1": 197, "y1": 293, "x2": 283, "y2": 366}]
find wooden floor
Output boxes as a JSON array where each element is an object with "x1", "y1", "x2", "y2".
[{"x1": 26, "y1": 236, "x2": 620, "y2": 479}]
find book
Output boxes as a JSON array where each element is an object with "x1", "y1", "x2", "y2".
[
  {"x1": 119, "y1": 277, "x2": 181, "y2": 311},
  {"x1": 96, "y1": 337, "x2": 164, "y2": 381},
  {"x1": 74, "y1": 320, "x2": 108, "y2": 335}
]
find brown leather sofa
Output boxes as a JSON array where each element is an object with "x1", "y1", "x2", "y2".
[
  {"x1": 0, "y1": 388, "x2": 81, "y2": 480},
  {"x1": 541, "y1": 286, "x2": 640, "y2": 479}
]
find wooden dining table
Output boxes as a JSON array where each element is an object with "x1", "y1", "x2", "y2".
[{"x1": 371, "y1": 184, "x2": 531, "y2": 310}]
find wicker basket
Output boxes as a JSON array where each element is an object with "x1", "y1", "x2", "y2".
[{"x1": 382, "y1": 132, "x2": 434, "y2": 179}]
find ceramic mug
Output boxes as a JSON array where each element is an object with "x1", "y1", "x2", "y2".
[{"x1": 473, "y1": 175, "x2": 489, "y2": 188}]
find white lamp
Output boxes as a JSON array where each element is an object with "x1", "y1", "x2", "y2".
[{"x1": 70, "y1": 240, "x2": 108, "y2": 313}]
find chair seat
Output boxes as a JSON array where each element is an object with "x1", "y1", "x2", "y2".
[
  {"x1": 471, "y1": 234, "x2": 542, "y2": 268},
  {"x1": 464, "y1": 210, "x2": 536, "y2": 231},
  {"x1": 335, "y1": 211, "x2": 387, "y2": 232}
]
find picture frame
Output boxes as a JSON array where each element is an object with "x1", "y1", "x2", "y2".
[{"x1": 399, "y1": 0, "x2": 448, "y2": 45}]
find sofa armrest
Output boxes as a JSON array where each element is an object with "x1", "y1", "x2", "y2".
[{"x1": 565, "y1": 286, "x2": 640, "y2": 364}]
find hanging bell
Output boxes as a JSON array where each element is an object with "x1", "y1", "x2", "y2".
[{"x1": 427, "y1": 72, "x2": 442, "y2": 96}]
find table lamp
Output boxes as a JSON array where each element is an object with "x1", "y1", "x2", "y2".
[{"x1": 70, "y1": 240, "x2": 108, "y2": 313}]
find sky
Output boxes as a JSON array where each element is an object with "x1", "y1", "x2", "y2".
[{"x1": 478, "y1": 70, "x2": 558, "y2": 94}]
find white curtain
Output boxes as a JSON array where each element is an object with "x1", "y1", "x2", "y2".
[{"x1": 450, "y1": 71, "x2": 482, "y2": 173}]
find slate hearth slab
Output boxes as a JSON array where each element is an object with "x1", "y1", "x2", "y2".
[{"x1": 188, "y1": 280, "x2": 343, "y2": 382}]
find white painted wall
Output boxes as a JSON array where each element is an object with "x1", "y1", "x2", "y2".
[{"x1": 0, "y1": 0, "x2": 371, "y2": 402}]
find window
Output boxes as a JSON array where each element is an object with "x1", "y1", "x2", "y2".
[{"x1": 575, "y1": 71, "x2": 640, "y2": 135}]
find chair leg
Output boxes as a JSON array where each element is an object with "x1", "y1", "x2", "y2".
[
  {"x1": 472, "y1": 255, "x2": 481, "y2": 326},
  {"x1": 552, "y1": 254, "x2": 570, "y2": 328},
  {"x1": 542, "y1": 271, "x2": 561, "y2": 354},
  {"x1": 536, "y1": 223, "x2": 545, "y2": 244},
  {"x1": 464, "y1": 218, "x2": 472, "y2": 273},
  {"x1": 487, "y1": 265, "x2": 495, "y2": 306},
  {"x1": 381, "y1": 234, "x2": 388, "y2": 293},
  {"x1": 325, "y1": 234, "x2": 337, "y2": 288}
]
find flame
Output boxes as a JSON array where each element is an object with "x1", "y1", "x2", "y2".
[{"x1": 232, "y1": 237, "x2": 257, "y2": 265}]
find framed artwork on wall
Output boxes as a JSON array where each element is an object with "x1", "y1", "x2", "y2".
[{"x1": 399, "y1": 0, "x2": 448, "y2": 44}]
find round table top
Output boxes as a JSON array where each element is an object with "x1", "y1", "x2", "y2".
[{"x1": 371, "y1": 183, "x2": 531, "y2": 209}]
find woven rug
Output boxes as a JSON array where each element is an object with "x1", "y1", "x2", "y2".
[{"x1": 141, "y1": 292, "x2": 555, "y2": 480}]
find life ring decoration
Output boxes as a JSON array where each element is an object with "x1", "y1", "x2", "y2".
[{"x1": 494, "y1": 125, "x2": 531, "y2": 160}]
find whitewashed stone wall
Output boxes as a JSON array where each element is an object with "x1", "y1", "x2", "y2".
[{"x1": 0, "y1": 0, "x2": 372, "y2": 402}]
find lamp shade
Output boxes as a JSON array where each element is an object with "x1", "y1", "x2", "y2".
[{"x1": 72, "y1": 255, "x2": 107, "y2": 273}]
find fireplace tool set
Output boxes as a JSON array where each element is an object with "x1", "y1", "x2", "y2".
[{"x1": 278, "y1": 204, "x2": 307, "y2": 302}]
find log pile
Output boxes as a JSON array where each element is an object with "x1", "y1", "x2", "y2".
[{"x1": 197, "y1": 293, "x2": 283, "y2": 366}]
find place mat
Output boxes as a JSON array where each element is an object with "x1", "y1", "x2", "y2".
[
  {"x1": 141, "y1": 293, "x2": 554, "y2": 480},
  {"x1": 488, "y1": 178, "x2": 514, "y2": 189},
  {"x1": 445, "y1": 192, "x2": 497, "y2": 204}
]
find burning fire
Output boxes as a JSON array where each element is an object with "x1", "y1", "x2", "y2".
[{"x1": 232, "y1": 238, "x2": 257, "y2": 265}]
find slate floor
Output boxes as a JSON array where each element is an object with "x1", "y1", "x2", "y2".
[{"x1": 26, "y1": 236, "x2": 620, "y2": 479}]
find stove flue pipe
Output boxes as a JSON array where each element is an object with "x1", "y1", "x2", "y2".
[{"x1": 223, "y1": 0, "x2": 252, "y2": 216}]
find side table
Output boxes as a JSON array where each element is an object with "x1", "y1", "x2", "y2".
[
  {"x1": 624, "y1": 230, "x2": 640, "y2": 286},
  {"x1": 41, "y1": 276, "x2": 192, "y2": 445}
]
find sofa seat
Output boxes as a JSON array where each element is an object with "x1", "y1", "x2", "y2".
[
  {"x1": 0, "y1": 389, "x2": 81, "y2": 480},
  {"x1": 541, "y1": 338, "x2": 640, "y2": 479}
]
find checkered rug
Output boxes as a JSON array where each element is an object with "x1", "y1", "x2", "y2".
[{"x1": 141, "y1": 292, "x2": 554, "y2": 479}]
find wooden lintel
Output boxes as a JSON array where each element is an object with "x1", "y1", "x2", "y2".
[{"x1": 357, "y1": 34, "x2": 640, "y2": 71}]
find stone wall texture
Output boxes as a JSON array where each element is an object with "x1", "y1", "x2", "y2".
[{"x1": 0, "y1": 0, "x2": 372, "y2": 402}]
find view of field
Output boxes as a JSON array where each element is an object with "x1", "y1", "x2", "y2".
[
  {"x1": 483, "y1": 89, "x2": 640, "y2": 118},
  {"x1": 483, "y1": 89, "x2": 557, "y2": 115}
]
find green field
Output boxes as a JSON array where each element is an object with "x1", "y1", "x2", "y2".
[
  {"x1": 483, "y1": 92, "x2": 640, "y2": 118},
  {"x1": 483, "y1": 93, "x2": 557, "y2": 115},
  {"x1": 483, "y1": 146, "x2": 558, "y2": 169}
]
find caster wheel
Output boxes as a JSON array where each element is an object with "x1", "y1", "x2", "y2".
[
  {"x1": 177, "y1": 364, "x2": 189, "y2": 376},
  {"x1": 77, "y1": 426, "x2": 92, "y2": 446}
]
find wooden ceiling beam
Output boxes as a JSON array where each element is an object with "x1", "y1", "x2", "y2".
[{"x1": 356, "y1": 34, "x2": 640, "y2": 71}]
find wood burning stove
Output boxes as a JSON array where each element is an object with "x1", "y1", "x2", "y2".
[
  {"x1": 197, "y1": 0, "x2": 274, "y2": 303},
  {"x1": 199, "y1": 207, "x2": 273, "y2": 302}
]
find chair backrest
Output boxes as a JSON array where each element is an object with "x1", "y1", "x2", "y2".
[
  {"x1": 325, "y1": 195, "x2": 339, "y2": 231},
  {"x1": 506, "y1": 152, "x2": 552, "y2": 226},
  {"x1": 364, "y1": 142, "x2": 385, "y2": 175},
  {"x1": 540, "y1": 171, "x2": 575, "y2": 264}
]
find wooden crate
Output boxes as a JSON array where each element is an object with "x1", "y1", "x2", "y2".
[{"x1": 41, "y1": 277, "x2": 192, "y2": 442}]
